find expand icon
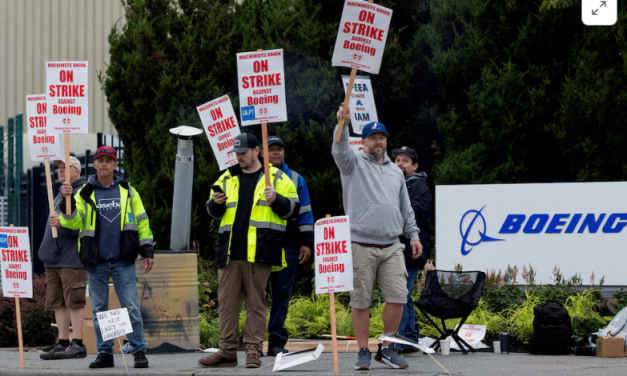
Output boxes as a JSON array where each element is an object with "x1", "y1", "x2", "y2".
[{"x1": 459, "y1": 205, "x2": 503, "y2": 256}]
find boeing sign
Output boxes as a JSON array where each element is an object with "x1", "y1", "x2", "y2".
[{"x1": 438, "y1": 182, "x2": 627, "y2": 285}]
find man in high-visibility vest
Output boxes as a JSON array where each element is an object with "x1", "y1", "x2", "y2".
[
  {"x1": 265, "y1": 136, "x2": 314, "y2": 356},
  {"x1": 52, "y1": 145, "x2": 154, "y2": 370},
  {"x1": 199, "y1": 133, "x2": 300, "y2": 369}
]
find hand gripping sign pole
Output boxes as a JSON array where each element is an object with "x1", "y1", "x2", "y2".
[
  {"x1": 332, "y1": 0, "x2": 393, "y2": 141},
  {"x1": 45, "y1": 162, "x2": 58, "y2": 238},
  {"x1": 315, "y1": 214, "x2": 353, "y2": 372}
]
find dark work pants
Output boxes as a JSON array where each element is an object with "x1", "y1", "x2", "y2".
[{"x1": 267, "y1": 244, "x2": 298, "y2": 347}]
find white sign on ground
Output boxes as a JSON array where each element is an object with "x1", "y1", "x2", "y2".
[
  {"x1": 197, "y1": 95, "x2": 241, "y2": 170},
  {"x1": 26, "y1": 95, "x2": 64, "y2": 161},
  {"x1": 0, "y1": 227, "x2": 32, "y2": 298},
  {"x1": 273, "y1": 344, "x2": 324, "y2": 372},
  {"x1": 342, "y1": 75, "x2": 378, "y2": 134},
  {"x1": 46, "y1": 61, "x2": 89, "y2": 133},
  {"x1": 236, "y1": 49, "x2": 287, "y2": 126},
  {"x1": 436, "y1": 182, "x2": 627, "y2": 285},
  {"x1": 451, "y1": 324, "x2": 488, "y2": 350},
  {"x1": 96, "y1": 308, "x2": 133, "y2": 341},
  {"x1": 332, "y1": 0, "x2": 393, "y2": 74},
  {"x1": 315, "y1": 216, "x2": 353, "y2": 294}
]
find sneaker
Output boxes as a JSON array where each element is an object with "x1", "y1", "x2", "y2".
[
  {"x1": 40, "y1": 342, "x2": 68, "y2": 360},
  {"x1": 375, "y1": 344, "x2": 409, "y2": 369},
  {"x1": 246, "y1": 352, "x2": 262, "y2": 368},
  {"x1": 133, "y1": 351, "x2": 149, "y2": 368},
  {"x1": 89, "y1": 353, "x2": 114, "y2": 368},
  {"x1": 267, "y1": 345, "x2": 289, "y2": 357},
  {"x1": 54, "y1": 340, "x2": 87, "y2": 359},
  {"x1": 198, "y1": 353, "x2": 238, "y2": 368},
  {"x1": 354, "y1": 347, "x2": 372, "y2": 370}
]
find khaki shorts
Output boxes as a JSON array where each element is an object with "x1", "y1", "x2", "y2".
[
  {"x1": 349, "y1": 242, "x2": 408, "y2": 309},
  {"x1": 45, "y1": 267, "x2": 87, "y2": 310}
]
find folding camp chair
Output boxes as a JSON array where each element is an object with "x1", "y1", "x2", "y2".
[{"x1": 415, "y1": 270, "x2": 486, "y2": 355}]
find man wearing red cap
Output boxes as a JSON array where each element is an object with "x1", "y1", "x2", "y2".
[{"x1": 52, "y1": 145, "x2": 154, "y2": 369}]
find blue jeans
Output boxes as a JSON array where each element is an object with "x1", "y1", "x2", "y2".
[
  {"x1": 267, "y1": 245, "x2": 298, "y2": 346},
  {"x1": 88, "y1": 261, "x2": 147, "y2": 355},
  {"x1": 398, "y1": 267, "x2": 419, "y2": 344}
]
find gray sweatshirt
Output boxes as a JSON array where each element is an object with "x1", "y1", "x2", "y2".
[{"x1": 332, "y1": 124, "x2": 419, "y2": 245}]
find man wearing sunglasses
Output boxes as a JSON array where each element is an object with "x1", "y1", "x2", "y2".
[{"x1": 52, "y1": 145, "x2": 154, "y2": 369}]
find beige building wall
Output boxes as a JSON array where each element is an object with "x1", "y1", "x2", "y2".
[{"x1": 0, "y1": 0, "x2": 126, "y2": 137}]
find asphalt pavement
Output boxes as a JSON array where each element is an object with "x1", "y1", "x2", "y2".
[{"x1": 0, "y1": 349, "x2": 625, "y2": 376}]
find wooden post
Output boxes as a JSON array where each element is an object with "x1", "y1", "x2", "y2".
[
  {"x1": 9, "y1": 224, "x2": 24, "y2": 369},
  {"x1": 335, "y1": 68, "x2": 357, "y2": 142},
  {"x1": 335, "y1": 0, "x2": 374, "y2": 142},
  {"x1": 325, "y1": 214, "x2": 339, "y2": 373},
  {"x1": 118, "y1": 337, "x2": 128, "y2": 370},
  {"x1": 44, "y1": 161, "x2": 58, "y2": 238},
  {"x1": 257, "y1": 49, "x2": 271, "y2": 187},
  {"x1": 63, "y1": 134, "x2": 71, "y2": 214}
]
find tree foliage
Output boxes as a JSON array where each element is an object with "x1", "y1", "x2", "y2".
[{"x1": 100, "y1": 0, "x2": 627, "y2": 260}]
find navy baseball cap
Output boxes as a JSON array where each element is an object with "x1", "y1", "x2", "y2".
[
  {"x1": 267, "y1": 136, "x2": 284, "y2": 147},
  {"x1": 229, "y1": 133, "x2": 259, "y2": 153},
  {"x1": 361, "y1": 121, "x2": 388, "y2": 139},
  {"x1": 392, "y1": 146, "x2": 419, "y2": 164}
]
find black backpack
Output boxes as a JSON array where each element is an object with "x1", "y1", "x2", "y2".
[{"x1": 528, "y1": 301, "x2": 573, "y2": 355}]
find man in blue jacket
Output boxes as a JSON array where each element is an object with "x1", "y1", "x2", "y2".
[
  {"x1": 266, "y1": 136, "x2": 314, "y2": 356},
  {"x1": 392, "y1": 146, "x2": 432, "y2": 354}
]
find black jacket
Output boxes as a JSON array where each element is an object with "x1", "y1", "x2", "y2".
[{"x1": 400, "y1": 172, "x2": 432, "y2": 268}]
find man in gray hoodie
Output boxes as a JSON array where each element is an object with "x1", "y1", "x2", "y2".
[
  {"x1": 332, "y1": 106, "x2": 422, "y2": 370},
  {"x1": 39, "y1": 155, "x2": 87, "y2": 360}
]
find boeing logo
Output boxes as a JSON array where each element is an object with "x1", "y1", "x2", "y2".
[
  {"x1": 460, "y1": 206, "x2": 627, "y2": 255},
  {"x1": 459, "y1": 206, "x2": 503, "y2": 256}
]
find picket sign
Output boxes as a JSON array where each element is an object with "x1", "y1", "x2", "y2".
[
  {"x1": 26, "y1": 95, "x2": 64, "y2": 238},
  {"x1": 236, "y1": 48, "x2": 288, "y2": 186},
  {"x1": 196, "y1": 95, "x2": 241, "y2": 170},
  {"x1": 46, "y1": 58, "x2": 88, "y2": 215},
  {"x1": 96, "y1": 308, "x2": 133, "y2": 370},
  {"x1": 341, "y1": 75, "x2": 378, "y2": 135},
  {"x1": 1, "y1": 225, "x2": 32, "y2": 369},
  {"x1": 332, "y1": 0, "x2": 392, "y2": 141},
  {"x1": 315, "y1": 214, "x2": 353, "y2": 373}
]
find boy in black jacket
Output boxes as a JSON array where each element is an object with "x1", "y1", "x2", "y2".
[{"x1": 392, "y1": 147, "x2": 433, "y2": 353}]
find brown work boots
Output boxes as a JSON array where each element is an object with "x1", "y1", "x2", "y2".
[
  {"x1": 198, "y1": 353, "x2": 237, "y2": 368},
  {"x1": 197, "y1": 352, "x2": 262, "y2": 368}
]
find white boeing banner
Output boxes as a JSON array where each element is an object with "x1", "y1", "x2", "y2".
[{"x1": 436, "y1": 182, "x2": 627, "y2": 285}]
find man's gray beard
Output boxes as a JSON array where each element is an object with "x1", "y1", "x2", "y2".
[{"x1": 367, "y1": 150, "x2": 385, "y2": 160}]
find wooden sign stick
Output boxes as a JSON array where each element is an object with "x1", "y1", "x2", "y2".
[
  {"x1": 61, "y1": 58, "x2": 72, "y2": 215},
  {"x1": 118, "y1": 337, "x2": 128, "y2": 370},
  {"x1": 9, "y1": 224, "x2": 25, "y2": 369},
  {"x1": 325, "y1": 214, "x2": 339, "y2": 373},
  {"x1": 335, "y1": 0, "x2": 374, "y2": 142},
  {"x1": 44, "y1": 161, "x2": 58, "y2": 238},
  {"x1": 257, "y1": 49, "x2": 271, "y2": 187}
]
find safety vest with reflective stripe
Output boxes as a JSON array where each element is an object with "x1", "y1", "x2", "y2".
[
  {"x1": 210, "y1": 165, "x2": 299, "y2": 270},
  {"x1": 59, "y1": 181, "x2": 153, "y2": 269}
]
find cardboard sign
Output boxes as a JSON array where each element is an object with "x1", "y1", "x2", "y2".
[
  {"x1": 273, "y1": 344, "x2": 324, "y2": 372},
  {"x1": 332, "y1": 0, "x2": 393, "y2": 74},
  {"x1": 0, "y1": 227, "x2": 32, "y2": 298},
  {"x1": 96, "y1": 308, "x2": 133, "y2": 341},
  {"x1": 349, "y1": 137, "x2": 364, "y2": 154},
  {"x1": 197, "y1": 95, "x2": 241, "y2": 170},
  {"x1": 46, "y1": 61, "x2": 89, "y2": 133},
  {"x1": 236, "y1": 49, "x2": 288, "y2": 126},
  {"x1": 342, "y1": 75, "x2": 378, "y2": 134},
  {"x1": 451, "y1": 324, "x2": 488, "y2": 350},
  {"x1": 315, "y1": 216, "x2": 353, "y2": 294},
  {"x1": 26, "y1": 95, "x2": 64, "y2": 161}
]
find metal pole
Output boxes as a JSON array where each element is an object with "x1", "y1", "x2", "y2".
[
  {"x1": 8, "y1": 118, "x2": 14, "y2": 226},
  {"x1": 15, "y1": 114, "x2": 23, "y2": 226}
]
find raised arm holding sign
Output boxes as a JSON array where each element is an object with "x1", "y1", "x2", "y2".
[{"x1": 332, "y1": 0, "x2": 392, "y2": 141}]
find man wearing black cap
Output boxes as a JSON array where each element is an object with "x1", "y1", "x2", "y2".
[
  {"x1": 200, "y1": 133, "x2": 300, "y2": 369},
  {"x1": 333, "y1": 106, "x2": 422, "y2": 370},
  {"x1": 265, "y1": 135, "x2": 314, "y2": 356},
  {"x1": 391, "y1": 146, "x2": 432, "y2": 353}
]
